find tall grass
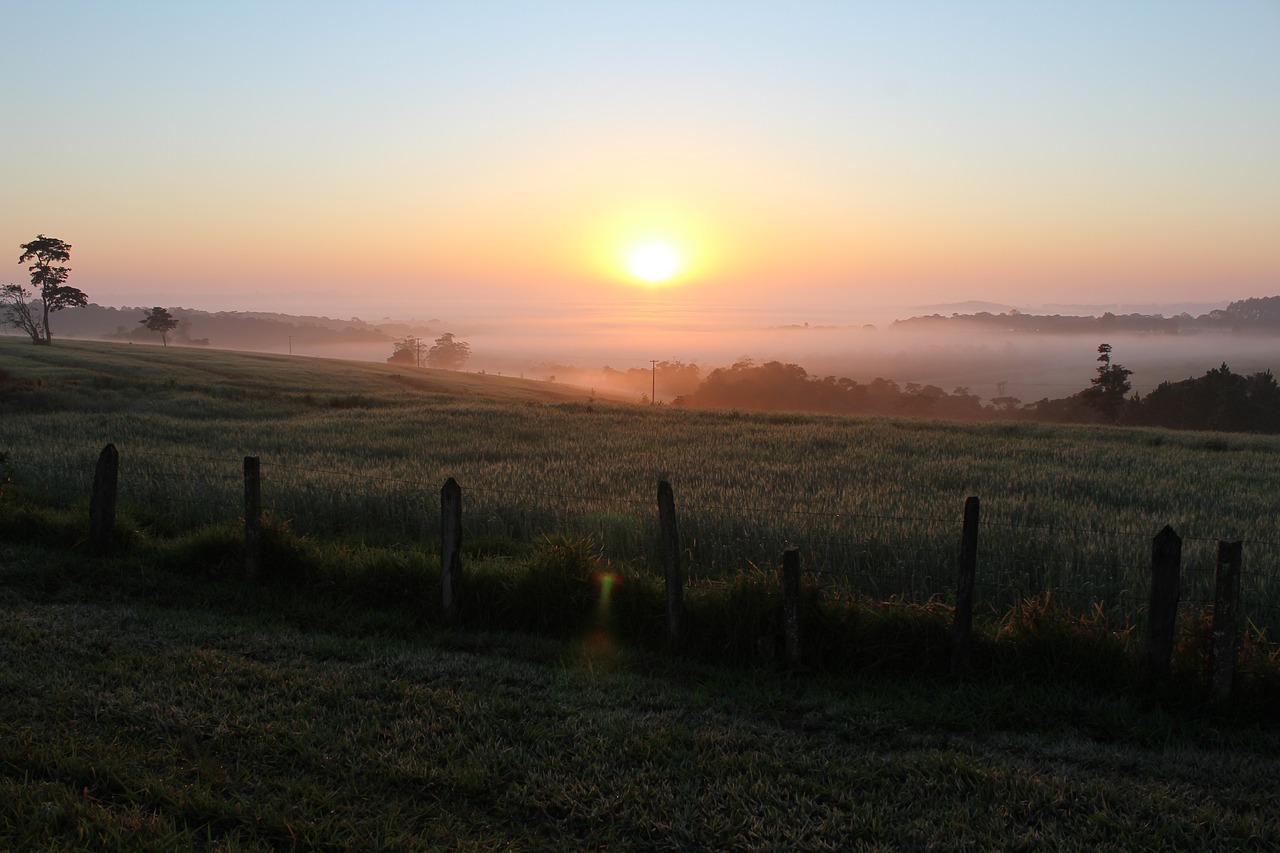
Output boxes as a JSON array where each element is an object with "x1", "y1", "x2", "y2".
[{"x1": 5, "y1": 337, "x2": 1280, "y2": 631}]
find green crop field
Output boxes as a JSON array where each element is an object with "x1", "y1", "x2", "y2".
[{"x1": 4, "y1": 337, "x2": 1280, "y2": 631}]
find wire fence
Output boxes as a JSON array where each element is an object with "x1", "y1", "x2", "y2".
[{"x1": 5, "y1": 444, "x2": 1279, "y2": 634}]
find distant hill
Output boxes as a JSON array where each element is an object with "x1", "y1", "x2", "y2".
[
  {"x1": 32, "y1": 304, "x2": 442, "y2": 351},
  {"x1": 0, "y1": 336, "x2": 610, "y2": 406},
  {"x1": 911, "y1": 300, "x2": 1020, "y2": 314},
  {"x1": 891, "y1": 296, "x2": 1280, "y2": 335}
]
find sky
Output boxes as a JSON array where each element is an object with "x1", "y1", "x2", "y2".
[{"x1": 3, "y1": 1, "x2": 1278, "y2": 323}]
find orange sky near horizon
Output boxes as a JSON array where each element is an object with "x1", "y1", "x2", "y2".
[{"x1": 3, "y1": 3, "x2": 1278, "y2": 318}]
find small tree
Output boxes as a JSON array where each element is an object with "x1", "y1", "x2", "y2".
[
  {"x1": 1, "y1": 284, "x2": 42, "y2": 343},
  {"x1": 140, "y1": 307, "x2": 179, "y2": 346},
  {"x1": 15, "y1": 235, "x2": 87, "y2": 345},
  {"x1": 426, "y1": 332, "x2": 471, "y2": 370}
]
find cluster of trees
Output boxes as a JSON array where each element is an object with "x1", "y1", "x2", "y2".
[
  {"x1": 1024, "y1": 350, "x2": 1280, "y2": 433},
  {"x1": 388, "y1": 332, "x2": 471, "y2": 370},
  {"x1": 601, "y1": 361, "x2": 703, "y2": 401},
  {"x1": 1125, "y1": 366, "x2": 1280, "y2": 433},
  {"x1": 677, "y1": 359, "x2": 987, "y2": 419},
  {"x1": 1, "y1": 235, "x2": 87, "y2": 345},
  {"x1": 672, "y1": 344, "x2": 1280, "y2": 435}
]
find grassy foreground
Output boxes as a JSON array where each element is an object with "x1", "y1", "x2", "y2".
[
  {"x1": 3, "y1": 531, "x2": 1280, "y2": 851},
  {"x1": 4, "y1": 339, "x2": 1280, "y2": 848}
]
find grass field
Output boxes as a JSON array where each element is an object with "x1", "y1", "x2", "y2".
[
  {"x1": 4, "y1": 338, "x2": 1280, "y2": 848},
  {"x1": 3, "y1": 538, "x2": 1280, "y2": 850},
  {"x1": 4, "y1": 337, "x2": 1280, "y2": 628}
]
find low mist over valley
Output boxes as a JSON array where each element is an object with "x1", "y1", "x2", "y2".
[{"x1": 26, "y1": 295, "x2": 1279, "y2": 410}]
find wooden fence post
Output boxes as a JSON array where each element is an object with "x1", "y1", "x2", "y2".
[
  {"x1": 1210, "y1": 539, "x2": 1243, "y2": 701},
  {"x1": 657, "y1": 480, "x2": 684, "y2": 650},
  {"x1": 244, "y1": 456, "x2": 262, "y2": 581},
  {"x1": 782, "y1": 546, "x2": 803, "y2": 670},
  {"x1": 1143, "y1": 525, "x2": 1181, "y2": 679},
  {"x1": 441, "y1": 477, "x2": 463, "y2": 627},
  {"x1": 89, "y1": 443, "x2": 118, "y2": 553},
  {"x1": 950, "y1": 496, "x2": 980, "y2": 676}
]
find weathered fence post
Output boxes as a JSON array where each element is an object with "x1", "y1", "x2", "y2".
[
  {"x1": 441, "y1": 477, "x2": 463, "y2": 627},
  {"x1": 657, "y1": 480, "x2": 684, "y2": 650},
  {"x1": 89, "y1": 443, "x2": 118, "y2": 553},
  {"x1": 1210, "y1": 539, "x2": 1243, "y2": 701},
  {"x1": 950, "y1": 496, "x2": 980, "y2": 676},
  {"x1": 782, "y1": 546, "x2": 803, "y2": 670},
  {"x1": 244, "y1": 456, "x2": 262, "y2": 581},
  {"x1": 1143, "y1": 525, "x2": 1181, "y2": 679}
]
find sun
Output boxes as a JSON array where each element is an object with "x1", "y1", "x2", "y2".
[{"x1": 625, "y1": 240, "x2": 682, "y2": 285}]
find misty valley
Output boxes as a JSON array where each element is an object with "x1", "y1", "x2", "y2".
[{"x1": 26, "y1": 294, "x2": 1280, "y2": 436}]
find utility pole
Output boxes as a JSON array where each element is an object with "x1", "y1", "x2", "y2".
[
  {"x1": 287, "y1": 335, "x2": 293, "y2": 355},
  {"x1": 651, "y1": 359, "x2": 658, "y2": 404}
]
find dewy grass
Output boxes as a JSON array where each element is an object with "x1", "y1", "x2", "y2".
[{"x1": 2, "y1": 559, "x2": 1280, "y2": 850}]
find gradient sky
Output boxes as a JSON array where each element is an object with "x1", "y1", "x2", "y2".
[{"x1": 3, "y1": 1, "x2": 1278, "y2": 320}]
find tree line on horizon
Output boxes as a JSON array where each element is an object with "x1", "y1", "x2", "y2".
[
  {"x1": 891, "y1": 296, "x2": 1280, "y2": 336},
  {"x1": 660, "y1": 346, "x2": 1280, "y2": 435}
]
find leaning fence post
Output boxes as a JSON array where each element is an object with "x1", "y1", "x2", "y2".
[
  {"x1": 1143, "y1": 525, "x2": 1181, "y2": 679},
  {"x1": 658, "y1": 480, "x2": 684, "y2": 650},
  {"x1": 244, "y1": 456, "x2": 262, "y2": 581},
  {"x1": 89, "y1": 443, "x2": 118, "y2": 553},
  {"x1": 441, "y1": 477, "x2": 463, "y2": 626},
  {"x1": 782, "y1": 546, "x2": 803, "y2": 670},
  {"x1": 950, "y1": 495, "x2": 980, "y2": 676},
  {"x1": 1210, "y1": 539, "x2": 1243, "y2": 701}
]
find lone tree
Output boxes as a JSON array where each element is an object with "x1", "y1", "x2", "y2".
[
  {"x1": 140, "y1": 307, "x2": 179, "y2": 346},
  {"x1": 3, "y1": 235, "x2": 87, "y2": 345},
  {"x1": 1081, "y1": 342, "x2": 1133, "y2": 422},
  {"x1": 426, "y1": 332, "x2": 471, "y2": 370}
]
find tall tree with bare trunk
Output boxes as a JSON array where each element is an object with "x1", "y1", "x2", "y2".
[{"x1": 6, "y1": 235, "x2": 87, "y2": 345}]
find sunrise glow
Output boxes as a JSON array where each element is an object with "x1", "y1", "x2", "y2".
[
  {"x1": 3, "y1": 3, "x2": 1277, "y2": 316},
  {"x1": 625, "y1": 241, "x2": 683, "y2": 285}
]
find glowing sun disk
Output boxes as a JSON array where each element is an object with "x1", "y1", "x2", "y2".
[{"x1": 626, "y1": 241, "x2": 682, "y2": 284}]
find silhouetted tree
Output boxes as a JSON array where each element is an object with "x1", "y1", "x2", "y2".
[
  {"x1": 988, "y1": 396, "x2": 1023, "y2": 413},
  {"x1": 1080, "y1": 343, "x2": 1133, "y2": 422},
  {"x1": 426, "y1": 332, "x2": 470, "y2": 370},
  {"x1": 140, "y1": 307, "x2": 178, "y2": 346},
  {"x1": 1, "y1": 284, "x2": 42, "y2": 342},
  {"x1": 12, "y1": 235, "x2": 86, "y2": 345},
  {"x1": 387, "y1": 336, "x2": 420, "y2": 366}
]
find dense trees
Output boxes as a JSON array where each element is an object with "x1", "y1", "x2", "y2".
[
  {"x1": 683, "y1": 359, "x2": 984, "y2": 419},
  {"x1": 140, "y1": 307, "x2": 178, "y2": 346},
  {"x1": 672, "y1": 342, "x2": 1280, "y2": 435},
  {"x1": 426, "y1": 333, "x2": 471, "y2": 370},
  {"x1": 1125, "y1": 365, "x2": 1280, "y2": 433},
  {"x1": 387, "y1": 333, "x2": 471, "y2": 370},
  {"x1": 387, "y1": 336, "x2": 421, "y2": 366},
  {"x1": 2, "y1": 235, "x2": 87, "y2": 345}
]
